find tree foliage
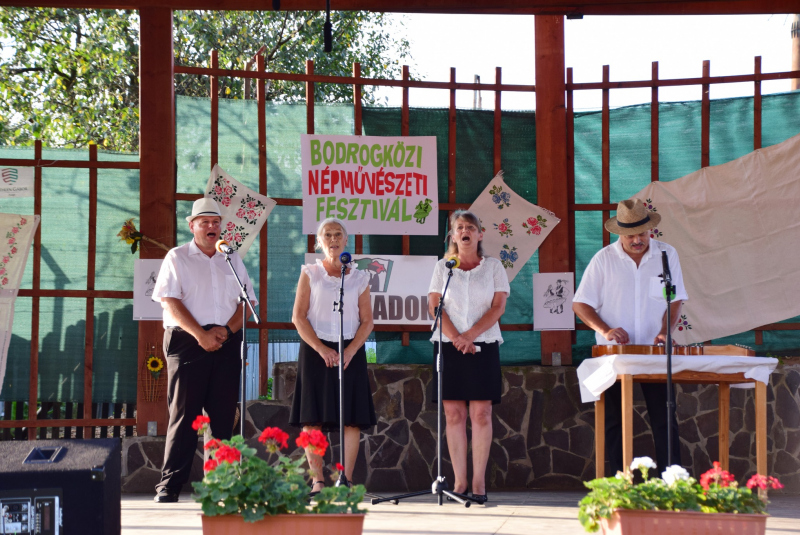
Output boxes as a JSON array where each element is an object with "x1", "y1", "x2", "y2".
[{"x1": 0, "y1": 8, "x2": 411, "y2": 152}]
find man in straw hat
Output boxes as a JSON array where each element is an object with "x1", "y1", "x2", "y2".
[
  {"x1": 151, "y1": 198, "x2": 258, "y2": 502},
  {"x1": 573, "y1": 198, "x2": 687, "y2": 476}
]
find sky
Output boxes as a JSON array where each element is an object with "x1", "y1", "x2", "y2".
[{"x1": 374, "y1": 14, "x2": 798, "y2": 111}]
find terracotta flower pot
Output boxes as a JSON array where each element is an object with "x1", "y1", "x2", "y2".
[
  {"x1": 601, "y1": 509, "x2": 767, "y2": 535},
  {"x1": 201, "y1": 513, "x2": 365, "y2": 535}
]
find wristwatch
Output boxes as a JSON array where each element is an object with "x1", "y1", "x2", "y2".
[{"x1": 225, "y1": 325, "x2": 234, "y2": 338}]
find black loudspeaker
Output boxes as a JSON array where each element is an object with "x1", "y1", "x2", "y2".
[{"x1": 0, "y1": 438, "x2": 120, "y2": 535}]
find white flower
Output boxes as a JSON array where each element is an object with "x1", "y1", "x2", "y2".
[
  {"x1": 661, "y1": 465, "x2": 690, "y2": 486},
  {"x1": 630, "y1": 456, "x2": 657, "y2": 472}
]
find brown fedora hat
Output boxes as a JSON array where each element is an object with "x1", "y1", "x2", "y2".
[{"x1": 604, "y1": 198, "x2": 661, "y2": 236}]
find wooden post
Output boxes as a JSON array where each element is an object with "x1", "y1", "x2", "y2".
[
  {"x1": 595, "y1": 392, "x2": 605, "y2": 478},
  {"x1": 83, "y1": 144, "x2": 98, "y2": 439},
  {"x1": 137, "y1": 7, "x2": 176, "y2": 436},
  {"x1": 534, "y1": 15, "x2": 572, "y2": 366},
  {"x1": 718, "y1": 383, "x2": 730, "y2": 471},
  {"x1": 621, "y1": 375, "x2": 633, "y2": 474}
]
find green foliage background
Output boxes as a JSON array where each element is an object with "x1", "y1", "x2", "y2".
[{"x1": 0, "y1": 8, "x2": 411, "y2": 152}]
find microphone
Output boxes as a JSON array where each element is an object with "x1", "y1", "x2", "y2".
[
  {"x1": 216, "y1": 239, "x2": 234, "y2": 255},
  {"x1": 661, "y1": 250, "x2": 671, "y2": 282},
  {"x1": 445, "y1": 256, "x2": 460, "y2": 269},
  {"x1": 339, "y1": 251, "x2": 352, "y2": 264}
]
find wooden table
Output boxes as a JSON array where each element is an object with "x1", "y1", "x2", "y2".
[{"x1": 577, "y1": 354, "x2": 777, "y2": 479}]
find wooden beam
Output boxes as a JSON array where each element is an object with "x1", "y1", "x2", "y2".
[
  {"x1": 137, "y1": 6, "x2": 175, "y2": 437},
  {"x1": 2, "y1": 0, "x2": 799, "y2": 17},
  {"x1": 535, "y1": 14, "x2": 571, "y2": 366}
]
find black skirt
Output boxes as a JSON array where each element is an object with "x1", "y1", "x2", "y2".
[
  {"x1": 432, "y1": 341, "x2": 502, "y2": 404},
  {"x1": 289, "y1": 338, "x2": 377, "y2": 432}
]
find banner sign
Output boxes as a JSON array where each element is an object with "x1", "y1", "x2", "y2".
[
  {"x1": 134, "y1": 259, "x2": 164, "y2": 321},
  {"x1": 301, "y1": 135, "x2": 438, "y2": 235},
  {"x1": 305, "y1": 254, "x2": 438, "y2": 325},
  {"x1": 0, "y1": 168, "x2": 34, "y2": 198}
]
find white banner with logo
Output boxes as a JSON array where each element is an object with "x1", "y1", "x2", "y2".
[
  {"x1": 304, "y1": 254, "x2": 438, "y2": 325},
  {"x1": 301, "y1": 135, "x2": 438, "y2": 235},
  {"x1": 0, "y1": 167, "x2": 34, "y2": 198}
]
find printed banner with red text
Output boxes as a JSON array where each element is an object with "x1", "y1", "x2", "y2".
[{"x1": 301, "y1": 135, "x2": 438, "y2": 235}]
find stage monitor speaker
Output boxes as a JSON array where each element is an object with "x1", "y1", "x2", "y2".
[{"x1": 0, "y1": 438, "x2": 120, "y2": 535}]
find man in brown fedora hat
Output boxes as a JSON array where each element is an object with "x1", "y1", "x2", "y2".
[
  {"x1": 573, "y1": 198, "x2": 688, "y2": 476},
  {"x1": 151, "y1": 198, "x2": 258, "y2": 502}
]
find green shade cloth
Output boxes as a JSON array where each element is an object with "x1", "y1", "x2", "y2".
[{"x1": 2, "y1": 91, "x2": 800, "y2": 402}]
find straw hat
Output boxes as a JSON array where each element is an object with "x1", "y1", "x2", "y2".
[
  {"x1": 186, "y1": 198, "x2": 222, "y2": 223},
  {"x1": 604, "y1": 198, "x2": 661, "y2": 236}
]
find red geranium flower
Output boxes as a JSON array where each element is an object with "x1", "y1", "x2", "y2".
[
  {"x1": 336, "y1": 463, "x2": 344, "y2": 472},
  {"x1": 203, "y1": 458, "x2": 219, "y2": 472},
  {"x1": 204, "y1": 438, "x2": 222, "y2": 450},
  {"x1": 214, "y1": 445, "x2": 242, "y2": 464},
  {"x1": 296, "y1": 429, "x2": 328, "y2": 456},
  {"x1": 192, "y1": 415, "x2": 211, "y2": 433},
  {"x1": 699, "y1": 461, "x2": 735, "y2": 490},
  {"x1": 258, "y1": 427, "x2": 289, "y2": 453},
  {"x1": 746, "y1": 474, "x2": 784, "y2": 490}
]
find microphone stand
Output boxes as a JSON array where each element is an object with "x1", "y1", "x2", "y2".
[
  {"x1": 661, "y1": 262, "x2": 675, "y2": 466},
  {"x1": 221, "y1": 251, "x2": 261, "y2": 437},
  {"x1": 332, "y1": 256, "x2": 386, "y2": 501},
  {"x1": 373, "y1": 261, "x2": 477, "y2": 507}
]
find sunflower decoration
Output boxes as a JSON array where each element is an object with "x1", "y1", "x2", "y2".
[
  {"x1": 146, "y1": 354, "x2": 164, "y2": 379},
  {"x1": 117, "y1": 218, "x2": 170, "y2": 254}
]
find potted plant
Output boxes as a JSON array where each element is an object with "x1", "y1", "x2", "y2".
[
  {"x1": 578, "y1": 457, "x2": 783, "y2": 534},
  {"x1": 191, "y1": 416, "x2": 366, "y2": 535}
]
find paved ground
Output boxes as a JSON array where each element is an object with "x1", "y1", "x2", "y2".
[{"x1": 122, "y1": 491, "x2": 800, "y2": 534}]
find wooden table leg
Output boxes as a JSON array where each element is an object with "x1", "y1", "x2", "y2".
[
  {"x1": 621, "y1": 374, "x2": 633, "y2": 474},
  {"x1": 595, "y1": 392, "x2": 605, "y2": 479},
  {"x1": 718, "y1": 383, "x2": 730, "y2": 471},
  {"x1": 755, "y1": 381, "x2": 767, "y2": 477}
]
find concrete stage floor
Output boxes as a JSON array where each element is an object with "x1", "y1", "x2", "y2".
[{"x1": 122, "y1": 491, "x2": 800, "y2": 534}]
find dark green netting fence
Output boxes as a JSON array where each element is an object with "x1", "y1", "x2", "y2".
[
  {"x1": 0, "y1": 149, "x2": 140, "y2": 403},
  {"x1": 2, "y1": 90, "x2": 799, "y2": 403}
]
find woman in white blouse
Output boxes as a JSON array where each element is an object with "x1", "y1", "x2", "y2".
[
  {"x1": 290, "y1": 218, "x2": 376, "y2": 495},
  {"x1": 429, "y1": 210, "x2": 510, "y2": 504}
]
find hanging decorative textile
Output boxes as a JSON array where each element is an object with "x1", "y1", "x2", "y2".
[
  {"x1": 635, "y1": 132, "x2": 800, "y2": 344},
  {"x1": 204, "y1": 164, "x2": 276, "y2": 257},
  {"x1": 468, "y1": 172, "x2": 560, "y2": 283},
  {"x1": 0, "y1": 213, "x2": 40, "y2": 388}
]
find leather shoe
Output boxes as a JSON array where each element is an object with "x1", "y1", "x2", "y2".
[
  {"x1": 154, "y1": 489, "x2": 179, "y2": 503},
  {"x1": 470, "y1": 493, "x2": 488, "y2": 504}
]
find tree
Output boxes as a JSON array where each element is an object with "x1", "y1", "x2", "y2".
[{"x1": 0, "y1": 8, "x2": 411, "y2": 152}]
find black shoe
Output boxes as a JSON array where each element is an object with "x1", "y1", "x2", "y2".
[
  {"x1": 153, "y1": 488, "x2": 179, "y2": 503},
  {"x1": 470, "y1": 493, "x2": 488, "y2": 504},
  {"x1": 308, "y1": 482, "x2": 325, "y2": 499}
]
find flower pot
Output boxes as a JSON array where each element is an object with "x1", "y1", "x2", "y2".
[
  {"x1": 601, "y1": 509, "x2": 767, "y2": 535},
  {"x1": 201, "y1": 513, "x2": 365, "y2": 535}
]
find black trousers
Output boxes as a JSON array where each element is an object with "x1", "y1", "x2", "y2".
[
  {"x1": 604, "y1": 381, "x2": 681, "y2": 477},
  {"x1": 156, "y1": 326, "x2": 242, "y2": 493}
]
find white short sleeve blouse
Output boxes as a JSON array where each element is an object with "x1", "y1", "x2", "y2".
[
  {"x1": 302, "y1": 259, "x2": 370, "y2": 342},
  {"x1": 428, "y1": 256, "x2": 510, "y2": 344}
]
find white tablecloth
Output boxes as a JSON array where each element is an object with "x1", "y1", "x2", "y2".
[{"x1": 577, "y1": 355, "x2": 779, "y2": 403}]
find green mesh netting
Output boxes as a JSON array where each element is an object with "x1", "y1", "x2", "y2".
[
  {"x1": 2, "y1": 91, "x2": 800, "y2": 403},
  {"x1": 0, "y1": 149, "x2": 140, "y2": 403}
]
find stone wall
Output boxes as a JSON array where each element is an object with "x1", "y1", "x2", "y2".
[{"x1": 121, "y1": 360, "x2": 800, "y2": 494}]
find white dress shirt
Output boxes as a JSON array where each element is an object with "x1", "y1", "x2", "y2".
[
  {"x1": 302, "y1": 260, "x2": 370, "y2": 342},
  {"x1": 152, "y1": 240, "x2": 258, "y2": 328},
  {"x1": 573, "y1": 238, "x2": 688, "y2": 345},
  {"x1": 428, "y1": 256, "x2": 510, "y2": 344}
]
